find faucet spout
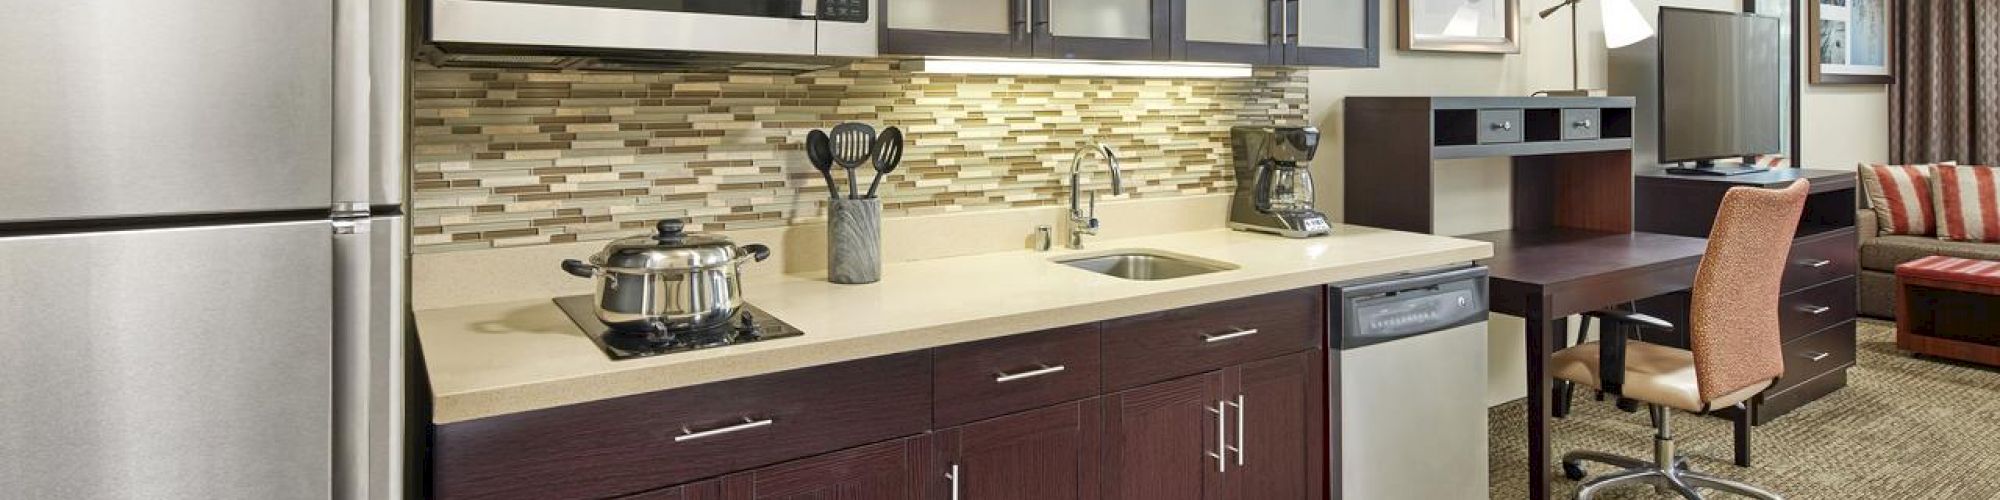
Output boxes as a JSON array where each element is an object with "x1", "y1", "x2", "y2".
[{"x1": 1065, "y1": 143, "x2": 1123, "y2": 249}]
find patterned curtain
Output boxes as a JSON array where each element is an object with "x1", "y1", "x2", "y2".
[{"x1": 1890, "y1": 0, "x2": 2000, "y2": 165}]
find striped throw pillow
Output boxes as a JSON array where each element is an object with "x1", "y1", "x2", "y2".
[
  {"x1": 1860, "y1": 163, "x2": 1945, "y2": 236},
  {"x1": 1931, "y1": 164, "x2": 2000, "y2": 242}
]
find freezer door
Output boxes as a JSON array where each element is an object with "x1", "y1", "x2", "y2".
[
  {"x1": 334, "y1": 216, "x2": 407, "y2": 500},
  {"x1": 0, "y1": 221, "x2": 334, "y2": 499},
  {"x1": 0, "y1": 0, "x2": 334, "y2": 221}
]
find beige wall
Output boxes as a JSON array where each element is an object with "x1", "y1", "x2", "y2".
[{"x1": 1303, "y1": 0, "x2": 1884, "y2": 406}]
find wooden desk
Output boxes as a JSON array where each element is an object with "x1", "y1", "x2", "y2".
[{"x1": 1462, "y1": 228, "x2": 1708, "y2": 498}]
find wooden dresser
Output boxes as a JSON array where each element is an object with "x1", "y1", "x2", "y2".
[{"x1": 1633, "y1": 167, "x2": 1860, "y2": 425}]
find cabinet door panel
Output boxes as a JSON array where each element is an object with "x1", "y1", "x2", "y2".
[
  {"x1": 941, "y1": 400, "x2": 1102, "y2": 500},
  {"x1": 1173, "y1": 0, "x2": 1279, "y2": 64},
  {"x1": 1040, "y1": 0, "x2": 1169, "y2": 60},
  {"x1": 1228, "y1": 352, "x2": 1314, "y2": 500},
  {"x1": 1100, "y1": 373, "x2": 1225, "y2": 500},
  {"x1": 718, "y1": 438, "x2": 926, "y2": 500},
  {"x1": 883, "y1": 0, "x2": 1030, "y2": 57},
  {"x1": 1286, "y1": 0, "x2": 1378, "y2": 67}
]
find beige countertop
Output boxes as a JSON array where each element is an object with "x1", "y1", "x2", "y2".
[{"x1": 416, "y1": 225, "x2": 1492, "y2": 424}]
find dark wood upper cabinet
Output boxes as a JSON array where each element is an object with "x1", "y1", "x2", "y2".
[
  {"x1": 883, "y1": 0, "x2": 1374, "y2": 66},
  {"x1": 933, "y1": 400, "x2": 1103, "y2": 500},
  {"x1": 880, "y1": 0, "x2": 1167, "y2": 60}
]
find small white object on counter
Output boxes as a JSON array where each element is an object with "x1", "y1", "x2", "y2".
[{"x1": 415, "y1": 225, "x2": 1492, "y2": 424}]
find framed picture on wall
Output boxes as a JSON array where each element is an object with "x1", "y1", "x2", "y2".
[
  {"x1": 1810, "y1": 0, "x2": 1893, "y2": 84},
  {"x1": 1400, "y1": 0, "x2": 1520, "y2": 54}
]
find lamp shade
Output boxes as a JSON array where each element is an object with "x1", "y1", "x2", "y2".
[{"x1": 1600, "y1": 0, "x2": 1654, "y2": 48}]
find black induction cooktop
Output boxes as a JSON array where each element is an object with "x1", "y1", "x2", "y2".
[{"x1": 554, "y1": 295, "x2": 804, "y2": 361}]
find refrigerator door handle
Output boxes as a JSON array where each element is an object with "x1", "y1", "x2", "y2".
[
  {"x1": 333, "y1": 0, "x2": 407, "y2": 209},
  {"x1": 332, "y1": 215, "x2": 407, "y2": 500}
]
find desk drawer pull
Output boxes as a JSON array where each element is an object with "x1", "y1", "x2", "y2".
[
  {"x1": 1201, "y1": 328, "x2": 1260, "y2": 343},
  {"x1": 1801, "y1": 351, "x2": 1831, "y2": 362},
  {"x1": 1796, "y1": 258, "x2": 1833, "y2": 268},
  {"x1": 674, "y1": 417, "x2": 774, "y2": 442},
  {"x1": 1573, "y1": 119, "x2": 1593, "y2": 129},
  {"x1": 1490, "y1": 121, "x2": 1514, "y2": 131},
  {"x1": 1798, "y1": 305, "x2": 1831, "y2": 315},
  {"x1": 993, "y1": 364, "x2": 1066, "y2": 383}
]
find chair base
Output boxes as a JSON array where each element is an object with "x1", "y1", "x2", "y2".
[{"x1": 1563, "y1": 406, "x2": 1783, "y2": 500}]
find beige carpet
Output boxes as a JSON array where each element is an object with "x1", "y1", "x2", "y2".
[{"x1": 1487, "y1": 321, "x2": 2000, "y2": 499}]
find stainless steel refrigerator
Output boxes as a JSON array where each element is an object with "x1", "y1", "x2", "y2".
[{"x1": 0, "y1": 0, "x2": 408, "y2": 498}]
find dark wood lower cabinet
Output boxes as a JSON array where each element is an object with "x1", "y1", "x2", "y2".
[
  {"x1": 933, "y1": 399, "x2": 1103, "y2": 500},
  {"x1": 1100, "y1": 351, "x2": 1318, "y2": 500},
  {"x1": 624, "y1": 438, "x2": 932, "y2": 500}
]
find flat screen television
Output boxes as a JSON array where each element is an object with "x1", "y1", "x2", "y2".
[{"x1": 1657, "y1": 7, "x2": 1782, "y2": 175}]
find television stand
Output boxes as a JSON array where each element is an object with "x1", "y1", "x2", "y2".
[{"x1": 1666, "y1": 160, "x2": 1763, "y2": 177}]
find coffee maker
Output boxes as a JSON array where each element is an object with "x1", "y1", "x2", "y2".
[{"x1": 1229, "y1": 126, "x2": 1331, "y2": 237}]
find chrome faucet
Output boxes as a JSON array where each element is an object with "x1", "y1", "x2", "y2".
[{"x1": 1065, "y1": 143, "x2": 1123, "y2": 249}]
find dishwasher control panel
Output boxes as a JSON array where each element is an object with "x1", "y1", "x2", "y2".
[{"x1": 1328, "y1": 265, "x2": 1488, "y2": 349}]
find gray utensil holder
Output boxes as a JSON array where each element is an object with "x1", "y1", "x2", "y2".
[{"x1": 827, "y1": 198, "x2": 881, "y2": 284}]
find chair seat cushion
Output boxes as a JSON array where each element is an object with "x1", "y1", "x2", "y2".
[
  {"x1": 1552, "y1": 340, "x2": 1771, "y2": 413},
  {"x1": 1896, "y1": 255, "x2": 2000, "y2": 287}
]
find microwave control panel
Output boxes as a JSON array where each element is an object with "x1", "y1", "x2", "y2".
[{"x1": 817, "y1": 0, "x2": 869, "y2": 22}]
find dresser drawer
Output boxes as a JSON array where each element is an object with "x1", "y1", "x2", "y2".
[
  {"x1": 933, "y1": 324, "x2": 1101, "y2": 427},
  {"x1": 1562, "y1": 108, "x2": 1602, "y2": 140},
  {"x1": 1769, "y1": 321, "x2": 1856, "y2": 395},
  {"x1": 1102, "y1": 287, "x2": 1322, "y2": 390},
  {"x1": 1782, "y1": 227, "x2": 1858, "y2": 292},
  {"x1": 1478, "y1": 109, "x2": 1525, "y2": 144},
  {"x1": 1778, "y1": 277, "x2": 1855, "y2": 343},
  {"x1": 433, "y1": 352, "x2": 931, "y2": 500}
]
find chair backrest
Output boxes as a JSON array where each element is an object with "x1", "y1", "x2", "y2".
[{"x1": 1689, "y1": 179, "x2": 1811, "y2": 402}]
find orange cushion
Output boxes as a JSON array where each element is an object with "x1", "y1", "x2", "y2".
[
  {"x1": 1897, "y1": 255, "x2": 2000, "y2": 288},
  {"x1": 1860, "y1": 162, "x2": 1946, "y2": 237},
  {"x1": 1931, "y1": 164, "x2": 2000, "y2": 243}
]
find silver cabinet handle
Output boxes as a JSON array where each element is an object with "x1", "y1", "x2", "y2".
[
  {"x1": 1207, "y1": 401, "x2": 1229, "y2": 472},
  {"x1": 799, "y1": 0, "x2": 818, "y2": 18},
  {"x1": 1491, "y1": 121, "x2": 1514, "y2": 131},
  {"x1": 946, "y1": 463, "x2": 962, "y2": 500},
  {"x1": 1230, "y1": 395, "x2": 1245, "y2": 466},
  {"x1": 1573, "y1": 119, "x2": 1593, "y2": 128},
  {"x1": 673, "y1": 417, "x2": 774, "y2": 443},
  {"x1": 1798, "y1": 305, "x2": 1831, "y2": 315},
  {"x1": 1802, "y1": 351, "x2": 1831, "y2": 362},
  {"x1": 994, "y1": 364, "x2": 1066, "y2": 383},
  {"x1": 1202, "y1": 328, "x2": 1260, "y2": 343},
  {"x1": 1797, "y1": 258, "x2": 1833, "y2": 268}
]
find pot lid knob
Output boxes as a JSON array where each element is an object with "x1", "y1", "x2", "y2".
[{"x1": 654, "y1": 219, "x2": 686, "y2": 241}]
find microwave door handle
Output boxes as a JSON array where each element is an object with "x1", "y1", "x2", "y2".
[{"x1": 799, "y1": 0, "x2": 818, "y2": 18}]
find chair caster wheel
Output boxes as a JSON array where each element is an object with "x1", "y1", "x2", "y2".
[
  {"x1": 1615, "y1": 398, "x2": 1641, "y2": 413},
  {"x1": 1562, "y1": 462, "x2": 1588, "y2": 481}
]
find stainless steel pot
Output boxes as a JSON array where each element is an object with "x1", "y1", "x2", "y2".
[{"x1": 560, "y1": 219, "x2": 770, "y2": 332}]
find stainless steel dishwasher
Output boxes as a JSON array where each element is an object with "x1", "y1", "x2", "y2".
[{"x1": 1328, "y1": 265, "x2": 1490, "y2": 500}]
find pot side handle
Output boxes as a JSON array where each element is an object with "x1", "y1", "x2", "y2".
[
  {"x1": 742, "y1": 244, "x2": 771, "y2": 262},
  {"x1": 561, "y1": 259, "x2": 597, "y2": 278}
]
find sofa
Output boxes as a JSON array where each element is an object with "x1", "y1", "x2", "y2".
[{"x1": 1857, "y1": 208, "x2": 2000, "y2": 318}]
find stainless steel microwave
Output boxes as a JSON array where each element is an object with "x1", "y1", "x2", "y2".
[{"x1": 427, "y1": 0, "x2": 876, "y2": 60}]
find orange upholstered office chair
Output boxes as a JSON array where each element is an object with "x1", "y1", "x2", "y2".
[{"x1": 1549, "y1": 179, "x2": 1809, "y2": 500}]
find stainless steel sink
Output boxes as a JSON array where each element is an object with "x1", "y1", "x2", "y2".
[{"x1": 1055, "y1": 250, "x2": 1237, "y2": 281}]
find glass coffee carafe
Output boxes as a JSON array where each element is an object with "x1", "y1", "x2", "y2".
[{"x1": 1254, "y1": 161, "x2": 1316, "y2": 213}]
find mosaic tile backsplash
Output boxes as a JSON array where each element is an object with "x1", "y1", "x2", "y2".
[{"x1": 410, "y1": 60, "x2": 1309, "y2": 253}]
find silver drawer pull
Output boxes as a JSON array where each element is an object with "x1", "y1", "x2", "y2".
[
  {"x1": 1798, "y1": 305, "x2": 1831, "y2": 315},
  {"x1": 673, "y1": 417, "x2": 774, "y2": 443},
  {"x1": 1201, "y1": 328, "x2": 1260, "y2": 343},
  {"x1": 1491, "y1": 121, "x2": 1514, "y2": 131},
  {"x1": 993, "y1": 364, "x2": 1066, "y2": 383},
  {"x1": 1802, "y1": 351, "x2": 1831, "y2": 362},
  {"x1": 1797, "y1": 258, "x2": 1833, "y2": 268},
  {"x1": 1573, "y1": 119, "x2": 1593, "y2": 128}
]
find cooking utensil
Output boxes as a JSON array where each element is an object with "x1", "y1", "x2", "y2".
[
  {"x1": 829, "y1": 122, "x2": 876, "y2": 199},
  {"x1": 865, "y1": 126, "x2": 902, "y2": 199},
  {"x1": 560, "y1": 219, "x2": 771, "y2": 332},
  {"x1": 805, "y1": 130, "x2": 839, "y2": 200}
]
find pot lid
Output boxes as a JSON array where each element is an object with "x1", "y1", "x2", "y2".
[{"x1": 590, "y1": 219, "x2": 749, "y2": 272}]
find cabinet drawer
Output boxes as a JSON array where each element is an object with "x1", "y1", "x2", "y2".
[
  {"x1": 1769, "y1": 321, "x2": 1856, "y2": 395},
  {"x1": 1782, "y1": 227, "x2": 1858, "y2": 292},
  {"x1": 1562, "y1": 108, "x2": 1601, "y2": 140},
  {"x1": 1477, "y1": 109, "x2": 1525, "y2": 144},
  {"x1": 1778, "y1": 277, "x2": 1855, "y2": 343},
  {"x1": 433, "y1": 352, "x2": 931, "y2": 500},
  {"x1": 933, "y1": 324, "x2": 1102, "y2": 427},
  {"x1": 1102, "y1": 287, "x2": 1322, "y2": 390}
]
